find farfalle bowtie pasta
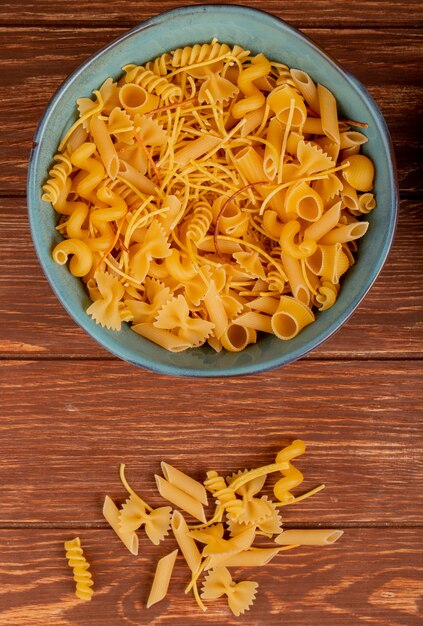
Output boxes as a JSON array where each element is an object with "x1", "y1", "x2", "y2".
[{"x1": 44, "y1": 39, "x2": 375, "y2": 351}]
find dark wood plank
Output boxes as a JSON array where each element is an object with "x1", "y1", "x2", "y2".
[
  {"x1": 0, "y1": 528, "x2": 421, "y2": 625},
  {"x1": 0, "y1": 28, "x2": 422, "y2": 193},
  {"x1": 0, "y1": 0, "x2": 422, "y2": 27},
  {"x1": 1, "y1": 198, "x2": 421, "y2": 358},
  {"x1": 0, "y1": 359, "x2": 422, "y2": 524}
]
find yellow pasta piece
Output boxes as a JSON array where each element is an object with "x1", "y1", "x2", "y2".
[
  {"x1": 64, "y1": 537, "x2": 94, "y2": 601},
  {"x1": 341, "y1": 154, "x2": 375, "y2": 191},
  {"x1": 102, "y1": 495, "x2": 139, "y2": 555},
  {"x1": 271, "y1": 296, "x2": 315, "y2": 340},
  {"x1": 275, "y1": 529, "x2": 343, "y2": 546},
  {"x1": 318, "y1": 83, "x2": 340, "y2": 144},
  {"x1": 52, "y1": 238, "x2": 93, "y2": 277},
  {"x1": 161, "y1": 461, "x2": 208, "y2": 505},
  {"x1": 156, "y1": 475, "x2": 207, "y2": 523},
  {"x1": 267, "y1": 84, "x2": 307, "y2": 127},
  {"x1": 147, "y1": 549, "x2": 179, "y2": 608},
  {"x1": 119, "y1": 83, "x2": 159, "y2": 115},
  {"x1": 201, "y1": 567, "x2": 258, "y2": 616},
  {"x1": 306, "y1": 243, "x2": 350, "y2": 284},
  {"x1": 90, "y1": 115, "x2": 119, "y2": 179},
  {"x1": 171, "y1": 510, "x2": 202, "y2": 573},
  {"x1": 232, "y1": 53, "x2": 271, "y2": 119}
]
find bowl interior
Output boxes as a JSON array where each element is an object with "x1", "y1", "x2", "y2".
[{"x1": 27, "y1": 5, "x2": 397, "y2": 377}]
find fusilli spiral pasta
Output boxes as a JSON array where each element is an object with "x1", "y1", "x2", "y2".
[{"x1": 64, "y1": 537, "x2": 94, "y2": 601}]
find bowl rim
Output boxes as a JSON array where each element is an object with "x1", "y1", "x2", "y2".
[{"x1": 27, "y1": 3, "x2": 399, "y2": 378}]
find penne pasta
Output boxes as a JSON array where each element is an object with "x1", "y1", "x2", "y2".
[
  {"x1": 171, "y1": 510, "x2": 202, "y2": 573},
  {"x1": 155, "y1": 475, "x2": 207, "y2": 523},
  {"x1": 147, "y1": 549, "x2": 178, "y2": 608},
  {"x1": 161, "y1": 462, "x2": 208, "y2": 506},
  {"x1": 275, "y1": 529, "x2": 343, "y2": 546},
  {"x1": 318, "y1": 83, "x2": 340, "y2": 145},
  {"x1": 90, "y1": 115, "x2": 119, "y2": 179}
]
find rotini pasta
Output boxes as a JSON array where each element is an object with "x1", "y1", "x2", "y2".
[
  {"x1": 64, "y1": 537, "x2": 94, "y2": 601},
  {"x1": 44, "y1": 39, "x2": 375, "y2": 352}
]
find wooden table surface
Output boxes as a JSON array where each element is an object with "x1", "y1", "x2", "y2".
[{"x1": 1, "y1": 1, "x2": 422, "y2": 624}]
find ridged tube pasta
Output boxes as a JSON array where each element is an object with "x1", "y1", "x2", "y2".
[
  {"x1": 171, "y1": 510, "x2": 202, "y2": 573},
  {"x1": 90, "y1": 115, "x2": 119, "y2": 179},
  {"x1": 64, "y1": 537, "x2": 94, "y2": 601},
  {"x1": 271, "y1": 295, "x2": 315, "y2": 340},
  {"x1": 273, "y1": 439, "x2": 306, "y2": 503},
  {"x1": 275, "y1": 529, "x2": 343, "y2": 546},
  {"x1": 70, "y1": 142, "x2": 105, "y2": 204},
  {"x1": 318, "y1": 83, "x2": 340, "y2": 145},
  {"x1": 339, "y1": 131, "x2": 368, "y2": 150},
  {"x1": 267, "y1": 85, "x2": 307, "y2": 127},
  {"x1": 233, "y1": 146, "x2": 285, "y2": 217},
  {"x1": 341, "y1": 154, "x2": 375, "y2": 192},
  {"x1": 284, "y1": 181, "x2": 324, "y2": 222},
  {"x1": 306, "y1": 243, "x2": 350, "y2": 284},
  {"x1": 147, "y1": 549, "x2": 178, "y2": 608},
  {"x1": 204, "y1": 471, "x2": 244, "y2": 521},
  {"x1": 119, "y1": 161, "x2": 157, "y2": 195},
  {"x1": 41, "y1": 153, "x2": 73, "y2": 208},
  {"x1": 280, "y1": 251, "x2": 310, "y2": 306},
  {"x1": 304, "y1": 201, "x2": 342, "y2": 242},
  {"x1": 174, "y1": 134, "x2": 221, "y2": 167},
  {"x1": 264, "y1": 117, "x2": 283, "y2": 179},
  {"x1": 240, "y1": 106, "x2": 266, "y2": 137},
  {"x1": 53, "y1": 239, "x2": 93, "y2": 277},
  {"x1": 280, "y1": 220, "x2": 317, "y2": 259},
  {"x1": 234, "y1": 312, "x2": 273, "y2": 334},
  {"x1": 290, "y1": 69, "x2": 320, "y2": 113},
  {"x1": 232, "y1": 53, "x2": 272, "y2": 119},
  {"x1": 171, "y1": 41, "x2": 232, "y2": 67},
  {"x1": 123, "y1": 65, "x2": 182, "y2": 102},
  {"x1": 119, "y1": 83, "x2": 159, "y2": 115},
  {"x1": 302, "y1": 117, "x2": 324, "y2": 135},
  {"x1": 220, "y1": 324, "x2": 256, "y2": 352},
  {"x1": 319, "y1": 221, "x2": 369, "y2": 245}
]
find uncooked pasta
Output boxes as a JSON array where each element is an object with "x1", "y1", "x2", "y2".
[{"x1": 43, "y1": 39, "x2": 375, "y2": 352}]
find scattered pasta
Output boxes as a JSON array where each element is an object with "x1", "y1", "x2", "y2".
[
  {"x1": 95, "y1": 440, "x2": 343, "y2": 616},
  {"x1": 43, "y1": 39, "x2": 375, "y2": 352}
]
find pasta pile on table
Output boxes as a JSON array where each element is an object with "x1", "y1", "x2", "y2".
[
  {"x1": 43, "y1": 39, "x2": 376, "y2": 352},
  {"x1": 97, "y1": 440, "x2": 342, "y2": 615}
]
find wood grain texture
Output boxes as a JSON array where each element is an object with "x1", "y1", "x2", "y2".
[
  {"x1": 1, "y1": 198, "x2": 421, "y2": 358},
  {"x1": 0, "y1": 359, "x2": 422, "y2": 524},
  {"x1": 1, "y1": 0, "x2": 422, "y2": 27},
  {"x1": 0, "y1": 7, "x2": 422, "y2": 625},
  {"x1": 0, "y1": 28, "x2": 422, "y2": 193},
  {"x1": 0, "y1": 529, "x2": 422, "y2": 625}
]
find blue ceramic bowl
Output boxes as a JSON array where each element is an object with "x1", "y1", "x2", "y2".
[{"x1": 27, "y1": 5, "x2": 398, "y2": 377}]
